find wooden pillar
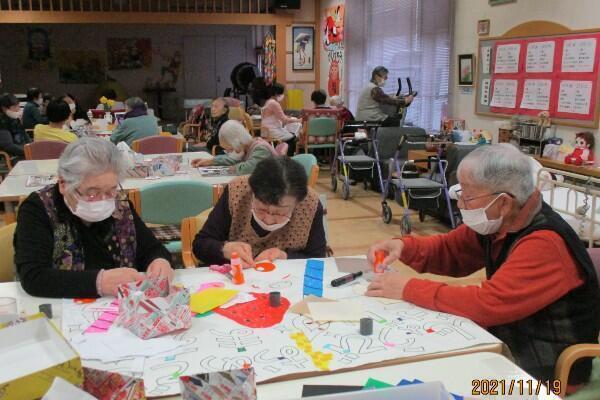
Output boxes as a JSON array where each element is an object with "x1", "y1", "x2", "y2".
[
  {"x1": 314, "y1": 0, "x2": 321, "y2": 90},
  {"x1": 275, "y1": 22, "x2": 286, "y2": 85}
]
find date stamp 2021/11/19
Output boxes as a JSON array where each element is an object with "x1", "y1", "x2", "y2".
[{"x1": 472, "y1": 379, "x2": 561, "y2": 396}]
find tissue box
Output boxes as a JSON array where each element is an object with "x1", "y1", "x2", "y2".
[
  {"x1": 117, "y1": 277, "x2": 192, "y2": 339},
  {"x1": 179, "y1": 368, "x2": 256, "y2": 400},
  {"x1": 0, "y1": 314, "x2": 83, "y2": 400}
]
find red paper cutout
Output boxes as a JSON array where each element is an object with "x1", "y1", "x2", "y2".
[
  {"x1": 214, "y1": 292, "x2": 290, "y2": 328},
  {"x1": 254, "y1": 262, "x2": 276, "y2": 272}
]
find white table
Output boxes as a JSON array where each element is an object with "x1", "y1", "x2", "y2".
[
  {"x1": 0, "y1": 260, "x2": 513, "y2": 398},
  {"x1": 0, "y1": 152, "x2": 234, "y2": 216}
]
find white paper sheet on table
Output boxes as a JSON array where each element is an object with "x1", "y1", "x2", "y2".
[
  {"x1": 307, "y1": 300, "x2": 364, "y2": 322},
  {"x1": 42, "y1": 377, "x2": 97, "y2": 400}
]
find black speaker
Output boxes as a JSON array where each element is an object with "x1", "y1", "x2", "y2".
[{"x1": 275, "y1": 0, "x2": 300, "y2": 9}]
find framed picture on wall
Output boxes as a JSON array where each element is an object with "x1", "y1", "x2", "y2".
[
  {"x1": 292, "y1": 26, "x2": 314, "y2": 70},
  {"x1": 458, "y1": 54, "x2": 475, "y2": 86},
  {"x1": 477, "y1": 19, "x2": 490, "y2": 36}
]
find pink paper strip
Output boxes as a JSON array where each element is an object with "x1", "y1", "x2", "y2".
[{"x1": 85, "y1": 300, "x2": 119, "y2": 334}]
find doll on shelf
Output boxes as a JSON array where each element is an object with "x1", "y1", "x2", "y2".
[{"x1": 564, "y1": 131, "x2": 595, "y2": 165}]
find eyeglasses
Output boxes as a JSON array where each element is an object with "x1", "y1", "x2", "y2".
[
  {"x1": 74, "y1": 186, "x2": 122, "y2": 202},
  {"x1": 251, "y1": 197, "x2": 294, "y2": 218},
  {"x1": 455, "y1": 189, "x2": 513, "y2": 208}
]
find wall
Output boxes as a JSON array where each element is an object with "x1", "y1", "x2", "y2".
[
  {"x1": 319, "y1": 0, "x2": 345, "y2": 104},
  {"x1": 450, "y1": 0, "x2": 600, "y2": 157}
]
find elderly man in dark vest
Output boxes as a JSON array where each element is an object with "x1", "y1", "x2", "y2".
[{"x1": 366, "y1": 143, "x2": 600, "y2": 388}]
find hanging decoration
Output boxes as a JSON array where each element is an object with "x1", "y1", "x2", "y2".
[
  {"x1": 263, "y1": 32, "x2": 276, "y2": 85},
  {"x1": 322, "y1": 4, "x2": 345, "y2": 96}
]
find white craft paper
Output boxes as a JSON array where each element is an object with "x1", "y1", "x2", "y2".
[
  {"x1": 557, "y1": 80, "x2": 593, "y2": 114},
  {"x1": 62, "y1": 260, "x2": 502, "y2": 398},
  {"x1": 307, "y1": 301, "x2": 365, "y2": 322},
  {"x1": 42, "y1": 377, "x2": 97, "y2": 400},
  {"x1": 562, "y1": 38, "x2": 597, "y2": 73},
  {"x1": 481, "y1": 46, "x2": 492, "y2": 74},
  {"x1": 526, "y1": 41, "x2": 555, "y2": 73},
  {"x1": 494, "y1": 43, "x2": 521, "y2": 74},
  {"x1": 520, "y1": 79, "x2": 552, "y2": 110},
  {"x1": 481, "y1": 79, "x2": 491, "y2": 105},
  {"x1": 490, "y1": 79, "x2": 518, "y2": 108}
]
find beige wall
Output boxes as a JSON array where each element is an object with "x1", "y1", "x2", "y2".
[{"x1": 450, "y1": 0, "x2": 600, "y2": 157}]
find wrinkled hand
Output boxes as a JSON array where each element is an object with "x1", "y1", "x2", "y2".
[
  {"x1": 146, "y1": 258, "x2": 175, "y2": 282},
  {"x1": 191, "y1": 158, "x2": 213, "y2": 167},
  {"x1": 404, "y1": 94, "x2": 414, "y2": 104},
  {"x1": 222, "y1": 241, "x2": 255, "y2": 268},
  {"x1": 366, "y1": 272, "x2": 411, "y2": 300},
  {"x1": 100, "y1": 267, "x2": 144, "y2": 297},
  {"x1": 366, "y1": 239, "x2": 404, "y2": 269},
  {"x1": 256, "y1": 248, "x2": 287, "y2": 262}
]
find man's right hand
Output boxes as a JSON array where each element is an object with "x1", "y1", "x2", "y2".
[
  {"x1": 404, "y1": 94, "x2": 414, "y2": 105},
  {"x1": 367, "y1": 239, "x2": 405, "y2": 268},
  {"x1": 222, "y1": 241, "x2": 255, "y2": 268},
  {"x1": 100, "y1": 268, "x2": 144, "y2": 296}
]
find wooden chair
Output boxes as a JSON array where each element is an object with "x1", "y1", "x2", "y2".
[
  {"x1": 131, "y1": 136, "x2": 183, "y2": 154},
  {"x1": 24, "y1": 141, "x2": 68, "y2": 160},
  {"x1": 298, "y1": 108, "x2": 343, "y2": 154},
  {"x1": 554, "y1": 247, "x2": 600, "y2": 397},
  {"x1": 292, "y1": 153, "x2": 319, "y2": 188},
  {"x1": 0, "y1": 151, "x2": 13, "y2": 173},
  {"x1": 0, "y1": 223, "x2": 17, "y2": 282}
]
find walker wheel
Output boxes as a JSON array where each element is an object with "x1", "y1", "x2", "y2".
[
  {"x1": 382, "y1": 203, "x2": 392, "y2": 224},
  {"x1": 418, "y1": 209, "x2": 426, "y2": 222},
  {"x1": 363, "y1": 180, "x2": 370, "y2": 191},
  {"x1": 331, "y1": 175, "x2": 338, "y2": 192},
  {"x1": 342, "y1": 182, "x2": 350, "y2": 200},
  {"x1": 401, "y1": 216, "x2": 412, "y2": 235}
]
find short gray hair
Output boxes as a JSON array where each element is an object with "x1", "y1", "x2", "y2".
[
  {"x1": 125, "y1": 97, "x2": 146, "y2": 111},
  {"x1": 218, "y1": 120, "x2": 253, "y2": 152},
  {"x1": 330, "y1": 95, "x2": 344, "y2": 107},
  {"x1": 58, "y1": 137, "x2": 127, "y2": 192},
  {"x1": 458, "y1": 143, "x2": 534, "y2": 205},
  {"x1": 371, "y1": 65, "x2": 389, "y2": 81}
]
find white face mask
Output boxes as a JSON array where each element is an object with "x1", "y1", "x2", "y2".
[
  {"x1": 378, "y1": 79, "x2": 387, "y2": 87},
  {"x1": 460, "y1": 194, "x2": 504, "y2": 235},
  {"x1": 35, "y1": 98, "x2": 44, "y2": 106},
  {"x1": 69, "y1": 103, "x2": 76, "y2": 113},
  {"x1": 276, "y1": 94, "x2": 285, "y2": 102},
  {"x1": 252, "y1": 209, "x2": 290, "y2": 232},
  {"x1": 67, "y1": 197, "x2": 116, "y2": 223},
  {"x1": 5, "y1": 109, "x2": 22, "y2": 120}
]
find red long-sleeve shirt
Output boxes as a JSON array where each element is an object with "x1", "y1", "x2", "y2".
[{"x1": 400, "y1": 220, "x2": 585, "y2": 328}]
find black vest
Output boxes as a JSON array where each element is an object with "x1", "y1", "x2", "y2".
[{"x1": 479, "y1": 202, "x2": 600, "y2": 384}]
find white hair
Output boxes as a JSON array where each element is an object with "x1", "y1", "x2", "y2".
[
  {"x1": 329, "y1": 95, "x2": 344, "y2": 107},
  {"x1": 458, "y1": 143, "x2": 535, "y2": 205},
  {"x1": 218, "y1": 120, "x2": 253, "y2": 152},
  {"x1": 58, "y1": 137, "x2": 127, "y2": 192}
]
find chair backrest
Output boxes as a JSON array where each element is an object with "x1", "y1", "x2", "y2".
[
  {"x1": 24, "y1": 141, "x2": 68, "y2": 160},
  {"x1": 181, "y1": 208, "x2": 213, "y2": 268},
  {"x1": 307, "y1": 117, "x2": 338, "y2": 137},
  {"x1": 292, "y1": 154, "x2": 318, "y2": 187},
  {"x1": 228, "y1": 107, "x2": 244, "y2": 122},
  {"x1": 0, "y1": 223, "x2": 16, "y2": 282},
  {"x1": 135, "y1": 181, "x2": 215, "y2": 225},
  {"x1": 275, "y1": 142, "x2": 289, "y2": 156},
  {"x1": 586, "y1": 248, "x2": 600, "y2": 288},
  {"x1": 132, "y1": 136, "x2": 182, "y2": 154}
]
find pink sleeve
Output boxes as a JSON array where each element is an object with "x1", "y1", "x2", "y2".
[{"x1": 266, "y1": 100, "x2": 293, "y2": 124}]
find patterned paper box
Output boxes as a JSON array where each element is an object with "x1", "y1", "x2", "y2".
[
  {"x1": 116, "y1": 277, "x2": 192, "y2": 340},
  {"x1": 179, "y1": 368, "x2": 257, "y2": 400},
  {"x1": 83, "y1": 367, "x2": 146, "y2": 400}
]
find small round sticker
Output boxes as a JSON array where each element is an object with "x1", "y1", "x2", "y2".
[{"x1": 254, "y1": 262, "x2": 276, "y2": 272}]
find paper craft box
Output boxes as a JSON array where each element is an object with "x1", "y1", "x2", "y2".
[
  {"x1": 0, "y1": 314, "x2": 83, "y2": 400},
  {"x1": 179, "y1": 368, "x2": 257, "y2": 400}
]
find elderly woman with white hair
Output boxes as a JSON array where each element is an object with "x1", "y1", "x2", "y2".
[
  {"x1": 15, "y1": 138, "x2": 174, "y2": 298},
  {"x1": 364, "y1": 144, "x2": 600, "y2": 389},
  {"x1": 109, "y1": 97, "x2": 159, "y2": 147},
  {"x1": 191, "y1": 120, "x2": 278, "y2": 175}
]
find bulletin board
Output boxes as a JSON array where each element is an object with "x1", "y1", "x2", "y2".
[{"x1": 475, "y1": 21, "x2": 600, "y2": 128}]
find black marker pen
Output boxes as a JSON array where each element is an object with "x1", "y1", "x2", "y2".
[{"x1": 331, "y1": 271, "x2": 363, "y2": 287}]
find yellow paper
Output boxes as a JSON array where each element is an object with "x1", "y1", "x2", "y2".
[{"x1": 190, "y1": 288, "x2": 239, "y2": 314}]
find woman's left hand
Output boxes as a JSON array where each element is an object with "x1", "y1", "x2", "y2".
[
  {"x1": 191, "y1": 158, "x2": 213, "y2": 167},
  {"x1": 365, "y1": 272, "x2": 411, "y2": 300},
  {"x1": 146, "y1": 258, "x2": 175, "y2": 282},
  {"x1": 255, "y1": 248, "x2": 287, "y2": 262}
]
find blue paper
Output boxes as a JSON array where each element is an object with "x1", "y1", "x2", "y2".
[
  {"x1": 303, "y1": 259, "x2": 324, "y2": 297},
  {"x1": 396, "y1": 379, "x2": 463, "y2": 399}
]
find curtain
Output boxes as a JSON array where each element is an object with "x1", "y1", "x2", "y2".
[{"x1": 345, "y1": 0, "x2": 452, "y2": 131}]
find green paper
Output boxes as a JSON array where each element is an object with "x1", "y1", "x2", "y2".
[{"x1": 363, "y1": 378, "x2": 393, "y2": 389}]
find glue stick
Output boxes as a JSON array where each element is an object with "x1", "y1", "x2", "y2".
[
  {"x1": 230, "y1": 252, "x2": 245, "y2": 285},
  {"x1": 374, "y1": 250, "x2": 386, "y2": 274}
]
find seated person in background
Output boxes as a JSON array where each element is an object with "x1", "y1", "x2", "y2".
[
  {"x1": 40, "y1": 92, "x2": 52, "y2": 117},
  {"x1": 366, "y1": 144, "x2": 600, "y2": 388},
  {"x1": 15, "y1": 138, "x2": 174, "y2": 298},
  {"x1": 199, "y1": 97, "x2": 229, "y2": 155},
  {"x1": 310, "y1": 89, "x2": 330, "y2": 109},
  {"x1": 193, "y1": 156, "x2": 326, "y2": 266},
  {"x1": 330, "y1": 95, "x2": 354, "y2": 123},
  {"x1": 355, "y1": 66, "x2": 413, "y2": 127},
  {"x1": 191, "y1": 120, "x2": 277, "y2": 175},
  {"x1": 0, "y1": 93, "x2": 31, "y2": 162},
  {"x1": 110, "y1": 97, "x2": 159, "y2": 147},
  {"x1": 96, "y1": 89, "x2": 125, "y2": 110},
  {"x1": 261, "y1": 82, "x2": 301, "y2": 156},
  {"x1": 62, "y1": 93, "x2": 91, "y2": 134},
  {"x1": 33, "y1": 99, "x2": 78, "y2": 143},
  {"x1": 22, "y1": 87, "x2": 48, "y2": 130}
]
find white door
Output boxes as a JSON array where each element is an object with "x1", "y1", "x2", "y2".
[
  {"x1": 183, "y1": 36, "x2": 216, "y2": 98},
  {"x1": 215, "y1": 36, "x2": 248, "y2": 97}
]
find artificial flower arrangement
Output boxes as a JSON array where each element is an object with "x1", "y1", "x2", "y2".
[{"x1": 99, "y1": 96, "x2": 116, "y2": 111}]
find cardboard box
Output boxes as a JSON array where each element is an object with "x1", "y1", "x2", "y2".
[{"x1": 0, "y1": 314, "x2": 83, "y2": 400}]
